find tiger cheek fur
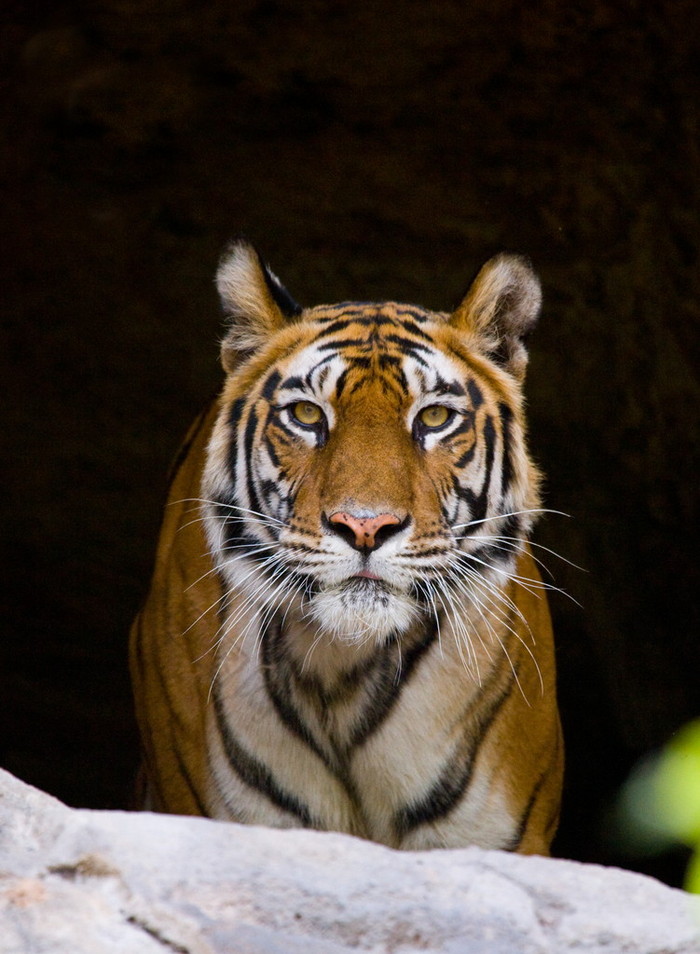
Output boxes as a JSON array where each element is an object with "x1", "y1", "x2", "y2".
[{"x1": 130, "y1": 240, "x2": 564, "y2": 855}]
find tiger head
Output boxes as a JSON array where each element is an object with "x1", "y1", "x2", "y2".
[{"x1": 202, "y1": 240, "x2": 543, "y2": 646}]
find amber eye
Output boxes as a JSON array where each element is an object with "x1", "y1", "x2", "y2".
[
  {"x1": 418, "y1": 405, "x2": 452, "y2": 429},
  {"x1": 291, "y1": 401, "x2": 324, "y2": 426}
]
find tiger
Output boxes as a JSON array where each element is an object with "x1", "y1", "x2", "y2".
[{"x1": 129, "y1": 238, "x2": 563, "y2": 855}]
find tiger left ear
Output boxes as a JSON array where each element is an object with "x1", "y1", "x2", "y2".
[
  {"x1": 216, "y1": 239, "x2": 302, "y2": 371},
  {"x1": 450, "y1": 254, "x2": 542, "y2": 380}
]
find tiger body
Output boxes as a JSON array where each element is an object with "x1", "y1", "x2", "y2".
[{"x1": 130, "y1": 241, "x2": 563, "y2": 854}]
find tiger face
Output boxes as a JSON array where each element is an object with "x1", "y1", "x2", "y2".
[{"x1": 202, "y1": 241, "x2": 542, "y2": 650}]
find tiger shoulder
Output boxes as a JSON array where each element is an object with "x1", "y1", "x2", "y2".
[{"x1": 130, "y1": 239, "x2": 564, "y2": 855}]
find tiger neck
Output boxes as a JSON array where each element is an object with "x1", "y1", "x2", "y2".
[
  {"x1": 254, "y1": 610, "x2": 440, "y2": 765},
  {"x1": 260, "y1": 608, "x2": 437, "y2": 694}
]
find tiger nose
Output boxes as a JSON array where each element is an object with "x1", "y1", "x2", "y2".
[{"x1": 328, "y1": 511, "x2": 402, "y2": 551}]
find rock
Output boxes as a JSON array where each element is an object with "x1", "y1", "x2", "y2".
[{"x1": 0, "y1": 770, "x2": 697, "y2": 953}]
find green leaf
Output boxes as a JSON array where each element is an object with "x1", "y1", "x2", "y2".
[{"x1": 655, "y1": 719, "x2": 700, "y2": 846}]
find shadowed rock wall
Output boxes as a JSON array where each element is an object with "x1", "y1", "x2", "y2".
[{"x1": 2, "y1": 0, "x2": 699, "y2": 885}]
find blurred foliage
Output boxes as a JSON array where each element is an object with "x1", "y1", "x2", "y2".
[{"x1": 617, "y1": 719, "x2": 700, "y2": 893}]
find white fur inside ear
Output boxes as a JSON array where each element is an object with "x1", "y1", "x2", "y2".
[
  {"x1": 451, "y1": 253, "x2": 541, "y2": 378},
  {"x1": 216, "y1": 241, "x2": 286, "y2": 361},
  {"x1": 466, "y1": 254, "x2": 541, "y2": 337},
  {"x1": 488, "y1": 254, "x2": 541, "y2": 336},
  {"x1": 216, "y1": 242, "x2": 271, "y2": 323}
]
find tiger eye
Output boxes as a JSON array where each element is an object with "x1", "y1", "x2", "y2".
[
  {"x1": 419, "y1": 405, "x2": 451, "y2": 428},
  {"x1": 292, "y1": 401, "x2": 324, "y2": 426}
]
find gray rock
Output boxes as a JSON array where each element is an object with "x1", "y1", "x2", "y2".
[{"x1": 0, "y1": 769, "x2": 697, "y2": 953}]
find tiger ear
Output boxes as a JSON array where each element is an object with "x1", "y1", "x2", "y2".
[
  {"x1": 216, "y1": 239, "x2": 302, "y2": 371},
  {"x1": 449, "y1": 254, "x2": 541, "y2": 380}
]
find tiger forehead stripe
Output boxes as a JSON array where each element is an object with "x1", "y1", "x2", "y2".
[
  {"x1": 310, "y1": 314, "x2": 435, "y2": 344},
  {"x1": 311, "y1": 327, "x2": 435, "y2": 368},
  {"x1": 310, "y1": 301, "x2": 433, "y2": 324},
  {"x1": 309, "y1": 307, "x2": 435, "y2": 342}
]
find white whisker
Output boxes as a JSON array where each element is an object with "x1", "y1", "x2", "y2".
[
  {"x1": 451, "y1": 508, "x2": 571, "y2": 533},
  {"x1": 172, "y1": 497, "x2": 287, "y2": 527}
]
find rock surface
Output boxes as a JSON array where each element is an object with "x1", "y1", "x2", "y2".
[{"x1": 0, "y1": 770, "x2": 697, "y2": 954}]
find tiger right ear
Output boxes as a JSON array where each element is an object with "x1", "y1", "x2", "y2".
[
  {"x1": 450, "y1": 253, "x2": 542, "y2": 381},
  {"x1": 216, "y1": 239, "x2": 302, "y2": 371}
]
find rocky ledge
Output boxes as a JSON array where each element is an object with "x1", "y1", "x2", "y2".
[{"x1": 0, "y1": 769, "x2": 697, "y2": 953}]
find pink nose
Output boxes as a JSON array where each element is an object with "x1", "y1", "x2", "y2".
[{"x1": 329, "y1": 511, "x2": 401, "y2": 550}]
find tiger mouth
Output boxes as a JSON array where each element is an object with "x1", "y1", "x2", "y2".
[
  {"x1": 304, "y1": 569, "x2": 421, "y2": 641},
  {"x1": 343, "y1": 576, "x2": 390, "y2": 596},
  {"x1": 353, "y1": 569, "x2": 383, "y2": 581},
  {"x1": 334, "y1": 576, "x2": 404, "y2": 612}
]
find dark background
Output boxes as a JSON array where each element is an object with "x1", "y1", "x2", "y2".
[{"x1": 2, "y1": 1, "x2": 698, "y2": 887}]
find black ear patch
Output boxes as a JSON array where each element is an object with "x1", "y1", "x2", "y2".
[{"x1": 260, "y1": 258, "x2": 303, "y2": 319}]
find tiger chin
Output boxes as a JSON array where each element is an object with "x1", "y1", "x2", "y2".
[{"x1": 130, "y1": 238, "x2": 564, "y2": 856}]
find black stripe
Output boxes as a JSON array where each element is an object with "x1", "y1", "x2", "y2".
[
  {"x1": 454, "y1": 444, "x2": 477, "y2": 469},
  {"x1": 212, "y1": 681, "x2": 314, "y2": 825},
  {"x1": 347, "y1": 619, "x2": 438, "y2": 750},
  {"x1": 394, "y1": 664, "x2": 516, "y2": 837},
  {"x1": 334, "y1": 367, "x2": 350, "y2": 399},
  {"x1": 378, "y1": 352, "x2": 401, "y2": 368},
  {"x1": 435, "y1": 374, "x2": 466, "y2": 396},
  {"x1": 311, "y1": 311, "x2": 434, "y2": 342},
  {"x1": 312, "y1": 318, "x2": 355, "y2": 338},
  {"x1": 500, "y1": 513, "x2": 523, "y2": 538},
  {"x1": 258, "y1": 617, "x2": 368, "y2": 809},
  {"x1": 260, "y1": 478, "x2": 290, "y2": 517},
  {"x1": 216, "y1": 498, "x2": 259, "y2": 555},
  {"x1": 226, "y1": 397, "x2": 246, "y2": 490},
  {"x1": 261, "y1": 616, "x2": 333, "y2": 769},
  {"x1": 279, "y1": 375, "x2": 305, "y2": 392},
  {"x1": 501, "y1": 749, "x2": 555, "y2": 852},
  {"x1": 383, "y1": 333, "x2": 433, "y2": 355},
  {"x1": 131, "y1": 612, "x2": 148, "y2": 688},
  {"x1": 265, "y1": 614, "x2": 438, "y2": 757},
  {"x1": 262, "y1": 429, "x2": 280, "y2": 468},
  {"x1": 313, "y1": 304, "x2": 381, "y2": 322},
  {"x1": 317, "y1": 337, "x2": 369, "y2": 352},
  {"x1": 172, "y1": 744, "x2": 209, "y2": 816},
  {"x1": 467, "y1": 379, "x2": 484, "y2": 408},
  {"x1": 133, "y1": 614, "x2": 209, "y2": 817},
  {"x1": 392, "y1": 306, "x2": 431, "y2": 324},
  {"x1": 498, "y1": 402, "x2": 515, "y2": 496},
  {"x1": 219, "y1": 399, "x2": 269, "y2": 556},
  {"x1": 243, "y1": 404, "x2": 264, "y2": 518},
  {"x1": 289, "y1": 632, "x2": 391, "y2": 707},
  {"x1": 542, "y1": 730, "x2": 564, "y2": 840},
  {"x1": 347, "y1": 355, "x2": 371, "y2": 369},
  {"x1": 451, "y1": 414, "x2": 496, "y2": 523},
  {"x1": 448, "y1": 412, "x2": 475, "y2": 443},
  {"x1": 261, "y1": 369, "x2": 282, "y2": 400},
  {"x1": 398, "y1": 317, "x2": 434, "y2": 339},
  {"x1": 135, "y1": 614, "x2": 184, "y2": 735}
]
